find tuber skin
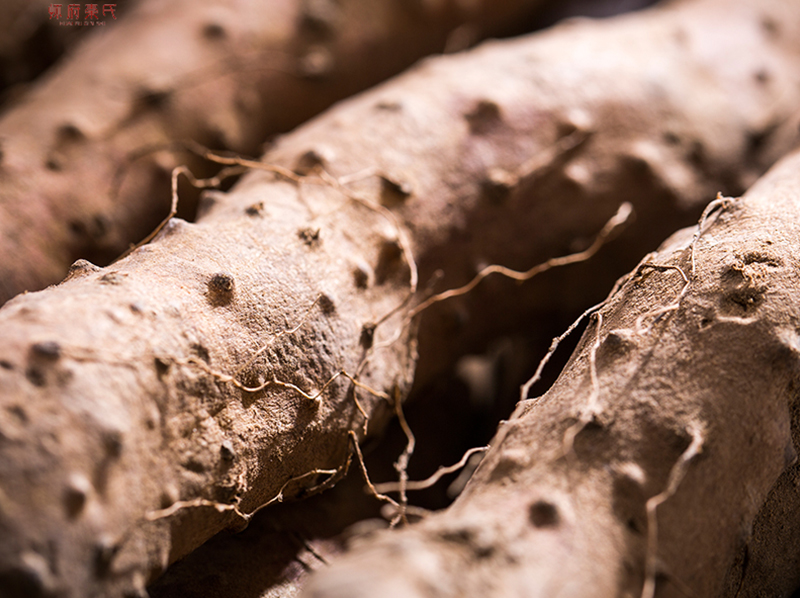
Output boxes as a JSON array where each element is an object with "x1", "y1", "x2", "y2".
[
  {"x1": 259, "y1": 0, "x2": 800, "y2": 392},
  {"x1": 300, "y1": 131, "x2": 800, "y2": 598},
  {"x1": 3, "y1": 0, "x2": 800, "y2": 596},
  {"x1": 0, "y1": 0, "x2": 554, "y2": 305}
]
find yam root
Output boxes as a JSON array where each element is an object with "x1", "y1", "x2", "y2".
[
  {"x1": 0, "y1": 0, "x2": 552, "y2": 305},
  {"x1": 2, "y1": 0, "x2": 800, "y2": 596},
  {"x1": 260, "y1": 0, "x2": 800, "y2": 390},
  {"x1": 147, "y1": 341, "x2": 521, "y2": 598},
  {"x1": 300, "y1": 131, "x2": 800, "y2": 598}
]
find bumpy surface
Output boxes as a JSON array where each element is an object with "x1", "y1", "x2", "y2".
[
  {"x1": 302, "y1": 117, "x2": 800, "y2": 598},
  {"x1": 2, "y1": 0, "x2": 800, "y2": 595},
  {"x1": 0, "y1": 0, "x2": 550, "y2": 304}
]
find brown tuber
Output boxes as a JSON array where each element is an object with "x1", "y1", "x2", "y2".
[
  {"x1": 2, "y1": 0, "x2": 800, "y2": 596},
  {"x1": 0, "y1": 0, "x2": 557, "y2": 305},
  {"x1": 303, "y1": 147, "x2": 800, "y2": 598}
]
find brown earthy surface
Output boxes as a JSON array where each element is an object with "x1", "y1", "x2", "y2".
[
  {"x1": 0, "y1": 0, "x2": 551, "y2": 304},
  {"x1": 3, "y1": 0, "x2": 800, "y2": 597},
  {"x1": 305, "y1": 144, "x2": 800, "y2": 598}
]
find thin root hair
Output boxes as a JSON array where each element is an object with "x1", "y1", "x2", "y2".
[
  {"x1": 374, "y1": 445, "x2": 489, "y2": 493},
  {"x1": 641, "y1": 422, "x2": 705, "y2": 598}
]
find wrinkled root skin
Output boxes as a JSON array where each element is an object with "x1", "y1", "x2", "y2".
[
  {"x1": 0, "y1": 0, "x2": 550, "y2": 304},
  {"x1": 304, "y1": 153, "x2": 800, "y2": 598},
  {"x1": 258, "y1": 0, "x2": 800, "y2": 391},
  {"x1": 3, "y1": 0, "x2": 800, "y2": 595},
  {"x1": 0, "y1": 186, "x2": 417, "y2": 598}
]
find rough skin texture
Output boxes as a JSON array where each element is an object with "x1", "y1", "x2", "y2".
[
  {"x1": 302, "y1": 144, "x2": 800, "y2": 598},
  {"x1": 2, "y1": 0, "x2": 800, "y2": 596},
  {"x1": 259, "y1": 0, "x2": 800, "y2": 390},
  {"x1": 0, "y1": 0, "x2": 551, "y2": 304}
]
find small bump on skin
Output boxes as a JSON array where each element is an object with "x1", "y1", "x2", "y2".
[
  {"x1": 64, "y1": 473, "x2": 92, "y2": 518},
  {"x1": 488, "y1": 447, "x2": 528, "y2": 482},
  {"x1": 154, "y1": 356, "x2": 170, "y2": 376},
  {"x1": 353, "y1": 263, "x2": 371, "y2": 289},
  {"x1": 379, "y1": 175, "x2": 412, "y2": 207},
  {"x1": 56, "y1": 123, "x2": 85, "y2": 145},
  {"x1": 138, "y1": 89, "x2": 170, "y2": 111},
  {"x1": 31, "y1": 341, "x2": 61, "y2": 360},
  {"x1": 615, "y1": 461, "x2": 647, "y2": 487},
  {"x1": 45, "y1": 157, "x2": 62, "y2": 171},
  {"x1": 375, "y1": 238, "x2": 403, "y2": 284},
  {"x1": 558, "y1": 108, "x2": 593, "y2": 137},
  {"x1": 99, "y1": 271, "x2": 126, "y2": 285},
  {"x1": 25, "y1": 367, "x2": 45, "y2": 388},
  {"x1": 481, "y1": 168, "x2": 517, "y2": 204},
  {"x1": 94, "y1": 536, "x2": 121, "y2": 578},
  {"x1": 300, "y1": 0, "x2": 341, "y2": 35},
  {"x1": 202, "y1": 22, "x2": 226, "y2": 39},
  {"x1": 360, "y1": 323, "x2": 376, "y2": 349},
  {"x1": 220, "y1": 440, "x2": 236, "y2": 462},
  {"x1": 245, "y1": 201, "x2": 265, "y2": 216},
  {"x1": 318, "y1": 293, "x2": 335, "y2": 315},
  {"x1": 298, "y1": 227, "x2": 321, "y2": 246},
  {"x1": 465, "y1": 99, "x2": 502, "y2": 135},
  {"x1": 207, "y1": 273, "x2": 235, "y2": 306},
  {"x1": 294, "y1": 149, "x2": 327, "y2": 175},
  {"x1": 103, "y1": 430, "x2": 123, "y2": 459},
  {"x1": 374, "y1": 99, "x2": 402, "y2": 112},
  {"x1": 529, "y1": 500, "x2": 560, "y2": 528},
  {"x1": 66, "y1": 259, "x2": 102, "y2": 280},
  {"x1": 563, "y1": 161, "x2": 592, "y2": 189},
  {"x1": 160, "y1": 485, "x2": 179, "y2": 509}
]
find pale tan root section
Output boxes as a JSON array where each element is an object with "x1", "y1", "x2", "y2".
[
  {"x1": 0, "y1": 0, "x2": 552, "y2": 303},
  {"x1": 2, "y1": 0, "x2": 800, "y2": 596},
  {"x1": 303, "y1": 143, "x2": 800, "y2": 598}
]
